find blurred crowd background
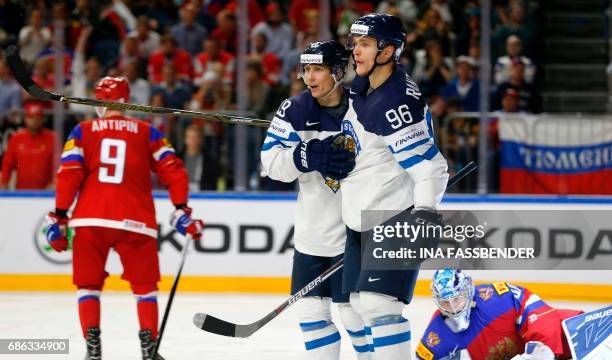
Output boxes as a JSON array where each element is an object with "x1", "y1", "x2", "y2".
[{"x1": 0, "y1": 0, "x2": 609, "y2": 193}]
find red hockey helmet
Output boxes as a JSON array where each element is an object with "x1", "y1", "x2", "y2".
[{"x1": 94, "y1": 77, "x2": 130, "y2": 102}]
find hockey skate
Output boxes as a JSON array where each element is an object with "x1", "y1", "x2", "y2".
[
  {"x1": 84, "y1": 327, "x2": 101, "y2": 360},
  {"x1": 138, "y1": 329, "x2": 165, "y2": 360}
]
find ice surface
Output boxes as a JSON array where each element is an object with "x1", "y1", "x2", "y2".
[{"x1": 0, "y1": 292, "x2": 605, "y2": 359}]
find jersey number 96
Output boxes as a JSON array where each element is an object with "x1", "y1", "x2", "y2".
[{"x1": 386, "y1": 104, "x2": 414, "y2": 130}]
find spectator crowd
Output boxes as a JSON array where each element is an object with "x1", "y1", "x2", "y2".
[{"x1": 0, "y1": 0, "x2": 542, "y2": 192}]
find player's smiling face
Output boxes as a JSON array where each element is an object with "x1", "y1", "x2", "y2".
[
  {"x1": 303, "y1": 64, "x2": 334, "y2": 99},
  {"x1": 351, "y1": 36, "x2": 378, "y2": 76}
]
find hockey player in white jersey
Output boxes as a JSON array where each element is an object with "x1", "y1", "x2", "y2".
[
  {"x1": 260, "y1": 41, "x2": 370, "y2": 360},
  {"x1": 337, "y1": 14, "x2": 449, "y2": 360}
]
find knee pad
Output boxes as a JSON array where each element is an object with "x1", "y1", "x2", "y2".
[
  {"x1": 131, "y1": 283, "x2": 158, "y2": 300},
  {"x1": 356, "y1": 291, "x2": 404, "y2": 324},
  {"x1": 297, "y1": 297, "x2": 332, "y2": 326}
]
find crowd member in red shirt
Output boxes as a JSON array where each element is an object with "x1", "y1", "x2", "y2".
[
  {"x1": 147, "y1": 34, "x2": 193, "y2": 85},
  {"x1": 44, "y1": 77, "x2": 204, "y2": 360},
  {"x1": 193, "y1": 37, "x2": 235, "y2": 88},
  {"x1": 0, "y1": 101, "x2": 55, "y2": 190},
  {"x1": 289, "y1": 0, "x2": 325, "y2": 33},
  {"x1": 210, "y1": 10, "x2": 237, "y2": 54}
]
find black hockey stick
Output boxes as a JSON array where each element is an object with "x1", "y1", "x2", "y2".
[
  {"x1": 153, "y1": 234, "x2": 191, "y2": 358},
  {"x1": 3, "y1": 46, "x2": 271, "y2": 128},
  {"x1": 193, "y1": 161, "x2": 477, "y2": 338}
]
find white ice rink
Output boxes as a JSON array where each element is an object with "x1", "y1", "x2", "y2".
[{"x1": 0, "y1": 292, "x2": 605, "y2": 360}]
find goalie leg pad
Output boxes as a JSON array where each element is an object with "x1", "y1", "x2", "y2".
[
  {"x1": 77, "y1": 287, "x2": 102, "y2": 338},
  {"x1": 297, "y1": 297, "x2": 341, "y2": 360},
  {"x1": 339, "y1": 302, "x2": 372, "y2": 359},
  {"x1": 357, "y1": 291, "x2": 411, "y2": 360}
]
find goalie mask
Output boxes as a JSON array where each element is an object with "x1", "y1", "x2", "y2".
[
  {"x1": 298, "y1": 40, "x2": 350, "y2": 98},
  {"x1": 432, "y1": 269, "x2": 474, "y2": 333},
  {"x1": 94, "y1": 76, "x2": 130, "y2": 118}
]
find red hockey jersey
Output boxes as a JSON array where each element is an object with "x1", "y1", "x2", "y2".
[
  {"x1": 56, "y1": 116, "x2": 188, "y2": 238},
  {"x1": 417, "y1": 283, "x2": 583, "y2": 360}
]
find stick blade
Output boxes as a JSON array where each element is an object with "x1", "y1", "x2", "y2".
[
  {"x1": 4, "y1": 46, "x2": 60, "y2": 101},
  {"x1": 193, "y1": 313, "x2": 239, "y2": 337}
]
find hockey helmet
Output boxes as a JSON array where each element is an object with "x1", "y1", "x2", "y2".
[
  {"x1": 298, "y1": 40, "x2": 350, "y2": 81},
  {"x1": 94, "y1": 77, "x2": 130, "y2": 103},
  {"x1": 431, "y1": 268, "x2": 475, "y2": 332},
  {"x1": 347, "y1": 13, "x2": 406, "y2": 62}
]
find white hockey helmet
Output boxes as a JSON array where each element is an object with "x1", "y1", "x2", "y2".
[{"x1": 431, "y1": 268, "x2": 475, "y2": 332}]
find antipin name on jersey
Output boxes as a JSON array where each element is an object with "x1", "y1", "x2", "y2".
[{"x1": 91, "y1": 119, "x2": 139, "y2": 133}]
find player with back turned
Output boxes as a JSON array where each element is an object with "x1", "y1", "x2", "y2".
[
  {"x1": 336, "y1": 14, "x2": 450, "y2": 359},
  {"x1": 44, "y1": 77, "x2": 204, "y2": 360},
  {"x1": 260, "y1": 41, "x2": 371, "y2": 359}
]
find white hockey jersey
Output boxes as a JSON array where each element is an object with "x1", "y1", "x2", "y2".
[
  {"x1": 260, "y1": 90, "x2": 349, "y2": 257},
  {"x1": 339, "y1": 66, "x2": 449, "y2": 231}
]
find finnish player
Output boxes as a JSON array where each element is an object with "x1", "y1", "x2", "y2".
[
  {"x1": 339, "y1": 14, "x2": 449, "y2": 359},
  {"x1": 44, "y1": 77, "x2": 204, "y2": 360},
  {"x1": 260, "y1": 41, "x2": 370, "y2": 359},
  {"x1": 417, "y1": 269, "x2": 583, "y2": 360}
]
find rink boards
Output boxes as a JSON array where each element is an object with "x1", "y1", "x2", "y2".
[{"x1": 0, "y1": 192, "x2": 611, "y2": 302}]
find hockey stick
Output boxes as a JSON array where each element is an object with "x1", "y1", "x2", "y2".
[
  {"x1": 153, "y1": 234, "x2": 191, "y2": 358},
  {"x1": 3, "y1": 46, "x2": 271, "y2": 128},
  {"x1": 193, "y1": 161, "x2": 477, "y2": 338}
]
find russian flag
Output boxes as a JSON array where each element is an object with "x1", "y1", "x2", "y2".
[{"x1": 499, "y1": 114, "x2": 612, "y2": 194}]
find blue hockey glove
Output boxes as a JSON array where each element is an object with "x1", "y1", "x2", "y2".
[{"x1": 293, "y1": 134, "x2": 356, "y2": 180}]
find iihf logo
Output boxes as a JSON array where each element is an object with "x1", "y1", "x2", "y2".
[{"x1": 341, "y1": 120, "x2": 361, "y2": 155}]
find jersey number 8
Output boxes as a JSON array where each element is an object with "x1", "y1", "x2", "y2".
[
  {"x1": 99, "y1": 138, "x2": 126, "y2": 184},
  {"x1": 386, "y1": 104, "x2": 413, "y2": 129}
]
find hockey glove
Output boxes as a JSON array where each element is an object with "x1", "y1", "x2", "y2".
[
  {"x1": 45, "y1": 211, "x2": 69, "y2": 252},
  {"x1": 170, "y1": 206, "x2": 204, "y2": 240},
  {"x1": 292, "y1": 134, "x2": 356, "y2": 180}
]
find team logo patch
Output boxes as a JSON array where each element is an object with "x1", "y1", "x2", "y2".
[
  {"x1": 341, "y1": 120, "x2": 361, "y2": 155},
  {"x1": 63, "y1": 139, "x2": 75, "y2": 151},
  {"x1": 426, "y1": 331, "x2": 440, "y2": 347},
  {"x1": 479, "y1": 287, "x2": 493, "y2": 301},
  {"x1": 416, "y1": 342, "x2": 434, "y2": 360},
  {"x1": 324, "y1": 178, "x2": 340, "y2": 193},
  {"x1": 492, "y1": 282, "x2": 509, "y2": 295}
]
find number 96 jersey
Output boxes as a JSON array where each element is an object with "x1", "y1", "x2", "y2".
[
  {"x1": 340, "y1": 67, "x2": 448, "y2": 231},
  {"x1": 56, "y1": 116, "x2": 189, "y2": 239}
]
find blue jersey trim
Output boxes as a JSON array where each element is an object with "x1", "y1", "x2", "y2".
[
  {"x1": 388, "y1": 138, "x2": 430, "y2": 154},
  {"x1": 304, "y1": 332, "x2": 341, "y2": 350},
  {"x1": 68, "y1": 124, "x2": 82, "y2": 141},
  {"x1": 262, "y1": 140, "x2": 290, "y2": 151},
  {"x1": 60, "y1": 154, "x2": 84, "y2": 163},
  {"x1": 265, "y1": 131, "x2": 301, "y2": 143},
  {"x1": 398, "y1": 144, "x2": 439, "y2": 169}
]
